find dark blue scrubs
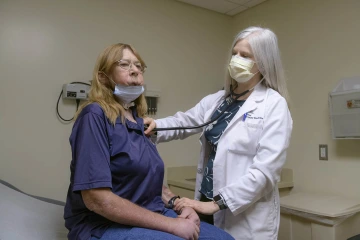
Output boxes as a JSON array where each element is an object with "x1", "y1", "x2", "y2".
[{"x1": 64, "y1": 103, "x2": 165, "y2": 240}]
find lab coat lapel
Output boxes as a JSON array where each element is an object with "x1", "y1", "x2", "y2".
[
  {"x1": 204, "y1": 97, "x2": 224, "y2": 122},
  {"x1": 222, "y1": 84, "x2": 267, "y2": 135},
  {"x1": 199, "y1": 94, "x2": 225, "y2": 144},
  {"x1": 222, "y1": 99, "x2": 257, "y2": 135}
]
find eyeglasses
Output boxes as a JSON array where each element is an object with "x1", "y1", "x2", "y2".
[{"x1": 115, "y1": 59, "x2": 146, "y2": 73}]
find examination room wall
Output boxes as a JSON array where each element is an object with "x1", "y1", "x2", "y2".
[
  {"x1": 0, "y1": 0, "x2": 232, "y2": 201},
  {"x1": 233, "y1": 0, "x2": 360, "y2": 199}
]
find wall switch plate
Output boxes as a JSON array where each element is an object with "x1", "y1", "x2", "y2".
[{"x1": 319, "y1": 144, "x2": 328, "y2": 160}]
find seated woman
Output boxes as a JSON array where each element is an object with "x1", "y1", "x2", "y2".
[{"x1": 63, "y1": 43, "x2": 234, "y2": 240}]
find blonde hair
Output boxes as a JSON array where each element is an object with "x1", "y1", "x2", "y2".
[
  {"x1": 225, "y1": 26, "x2": 290, "y2": 103},
  {"x1": 76, "y1": 43, "x2": 148, "y2": 124}
]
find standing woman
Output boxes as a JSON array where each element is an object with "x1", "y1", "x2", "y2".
[{"x1": 145, "y1": 26, "x2": 293, "y2": 240}]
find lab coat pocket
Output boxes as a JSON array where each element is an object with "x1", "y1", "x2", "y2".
[
  {"x1": 246, "y1": 200, "x2": 276, "y2": 237},
  {"x1": 228, "y1": 121, "x2": 262, "y2": 155}
]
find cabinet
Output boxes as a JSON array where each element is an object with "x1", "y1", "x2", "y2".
[{"x1": 279, "y1": 192, "x2": 360, "y2": 240}]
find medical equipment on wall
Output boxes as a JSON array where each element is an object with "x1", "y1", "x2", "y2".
[
  {"x1": 62, "y1": 83, "x2": 90, "y2": 100},
  {"x1": 145, "y1": 86, "x2": 160, "y2": 115},
  {"x1": 329, "y1": 77, "x2": 360, "y2": 139},
  {"x1": 150, "y1": 86, "x2": 251, "y2": 132},
  {"x1": 57, "y1": 82, "x2": 91, "y2": 122}
]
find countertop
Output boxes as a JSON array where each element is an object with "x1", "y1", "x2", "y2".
[{"x1": 167, "y1": 166, "x2": 294, "y2": 191}]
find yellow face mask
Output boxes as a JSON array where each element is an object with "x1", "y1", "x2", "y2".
[{"x1": 228, "y1": 55, "x2": 257, "y2": 83}]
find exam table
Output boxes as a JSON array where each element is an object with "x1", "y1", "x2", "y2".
[{"x1": 0, "y1": 179, "x2": 68, "y2": 240}]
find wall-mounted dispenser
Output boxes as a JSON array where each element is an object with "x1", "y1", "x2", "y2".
[
  {"x1": 144, "y1": 86, "x2": 160, "y2": 115},
  {"x1": 329, "y1": 77, "x2": 360, "y2": 139}
]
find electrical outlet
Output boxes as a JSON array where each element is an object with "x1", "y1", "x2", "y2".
[{"x1": 319, "y1": 144, "x2": 328, "y2": 160}]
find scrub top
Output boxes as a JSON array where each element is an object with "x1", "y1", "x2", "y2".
[{"x1": 64, "y1": 103, "x2": 165, "y2": 240}]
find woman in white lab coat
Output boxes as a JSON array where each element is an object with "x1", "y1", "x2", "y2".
[{"x1": 145, "y1": 26, "x2": 293, "y2": 240}]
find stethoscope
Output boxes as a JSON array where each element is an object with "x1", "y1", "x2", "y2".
[{"x1": 149, "y1": 82, "x2": 260, "y2": 132}]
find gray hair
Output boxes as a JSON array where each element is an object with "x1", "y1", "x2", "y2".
[{"x1": 224, "y1": 26, "x2": 289, "y2": 103}]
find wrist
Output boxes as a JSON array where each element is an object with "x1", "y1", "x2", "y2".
[
  {"x1": 168, "y1": 195, "x2": 180, "y2": 209},
  {"x1": 213, "y1": 194, "x2": 228, "y2": 210},
  {"x1": 212, "y1": 201, "x2": 220, "y2": 211},
  {"x1": 164, "y1": 217, "x2": 177, "y2": 235},
  {"x1": 162, "y1": 185, "x2": 175, "y2": 203}
]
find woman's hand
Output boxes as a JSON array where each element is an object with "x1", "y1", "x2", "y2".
[
  {"x1": 143, "y1": 117, "x2": 156, "y2": 135},
  {"x1": 170, "y1": 217, "x2": 200, "y2": 240},
  {"x1": 174, "y1": 197, "x2": 220, "y2": 215},
  {"x1": 178, "y1": 206, "x2": 200, "y2": 227}
]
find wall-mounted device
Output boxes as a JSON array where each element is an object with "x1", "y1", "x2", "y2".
[
  {"x1": 145, "y1": 86, "x2": 160, "y2": 115},
  {"x1": 62, "y1": 83, "x2": 90, "y2": 100},
  {"x1": 319, "y1": 144, "x2": 328, "y2": 160},
  {"x1": 57, "y1": 82, "x2": 91, "y2": 122},
  {"x1": 329, "y1": 77, "x2": 360, "y2": 139}
]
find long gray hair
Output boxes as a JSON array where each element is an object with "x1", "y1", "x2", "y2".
[{"x1": 224, "y1": 26, "x2": 289, "y2": 103}]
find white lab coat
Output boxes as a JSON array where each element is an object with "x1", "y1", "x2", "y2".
[{"x1": 156, "y1": 84, "x2": 293, "y2": 240}]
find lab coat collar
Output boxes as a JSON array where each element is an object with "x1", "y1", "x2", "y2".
[
  {"x1": 249, "y1": 82, "x2": 267, "y2": 102},
  {"x1": 231, "y1": 82, "x2": 267, "y2": 113},
  {"x1": 222, "y1": 83, "x2": 267, "y2": 135},
  {"x1": 204, "y1": 84, "x2": 266, "y2": 122}
]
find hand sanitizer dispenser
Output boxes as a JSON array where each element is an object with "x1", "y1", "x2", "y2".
[{"x1": 329, "y1": 77, "x2": 360, "y2": 139}]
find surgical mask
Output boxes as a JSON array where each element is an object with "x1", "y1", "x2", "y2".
[
  {"x1": 228, "y1": 55, "x2": 257, "y2": 83},
  {"x1": 101, "y1": 71, "x2": 144, "y2": 105},
  {"x1": 113, "y1": 84, "x2": 144, "y2": 104}
]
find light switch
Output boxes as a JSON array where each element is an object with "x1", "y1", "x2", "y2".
[
  {"x1": 320, "y1": 148, "x2": 326, "y2": 157},
  {"x1": 319, "y1": 144, "x2": 328, "y2": 160}
]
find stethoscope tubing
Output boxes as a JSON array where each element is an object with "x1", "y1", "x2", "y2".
[{"x1": 150, "y1": 88, "x2": 250, "y2": 132}]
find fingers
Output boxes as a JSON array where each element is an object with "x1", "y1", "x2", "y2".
[
  {"x1": 193, "y1": 231, "x2": 198, "y2": 240},
  {"x1": 189, "y1": 222, "x2": 200, "y2": 240},
  {"x1": 195, "y1": 223, "x2": 200, "y2": 233},
  {"x1": 194, "y1": 224, "x2": 200, "y2": 240},
  {"x1": 143, "y1": 117, "x2": 156, "y2": 135},
  {"x1": 143, "y1": 117, "x2": 151, "y2": 125},
  {"x1": 143, "y1": 118, "x2": 152, "y2": 129},
  {"x1": 182, "y1": 211, "x2": 200, "y2": 227},
  {"x1": 174, "y1": 202, "x2": 186, "y2": 212},
  {"x1": 174, "y1": 198, "x2": 193, "y2": 212},
  {"x1": 174, "y1": 197, "x2": 186, "y2": 207},
  {"x1": 177, "y1": 208, "x2": 187, "y2": 218},
  {"x1": 174, "y1": 198, "x2": 180, "y2": 205},
  {"x1": 173, "y1": 203, "x2": 182, "y2": 212},
  {"x1": 195, "y1": 215, "x2": 200, "y2": 227},
  {"x1": 175, "y1": 218, "x2": 200, "y2": 240}
]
